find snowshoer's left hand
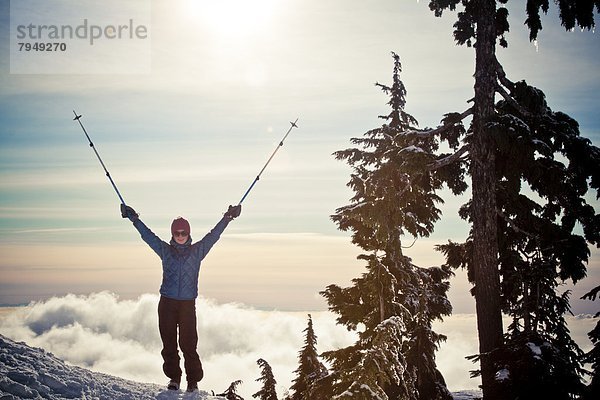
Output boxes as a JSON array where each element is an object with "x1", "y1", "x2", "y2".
[
  {"x1": 121, "y1": 204, "x2": 139, "y2": 221},
  {"x1": 224, "y1": 205, "x2": 241, "y2": 220}
]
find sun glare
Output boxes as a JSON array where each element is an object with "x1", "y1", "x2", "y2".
[{"x1": 185, "y1": 0, "x2": 278, "y2": 37}]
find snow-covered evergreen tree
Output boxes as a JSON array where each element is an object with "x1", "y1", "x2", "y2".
[
  {"x1": 287, "y1": 314, "x2": 328, "y2": 400},
  {"x1": 422, "y1": 2, "x2": 600, "y2": 398},
  {"x1": 326, "y1": 316, "x2": 414, "y2": 400},
  {"x1": 253, "y1": 359, "x2": 278, "y2": 400},
  {"x1": 437, "y1": 71, "x2": 600, "y2": 399},
  {"x1": 323, "y1": 53, "x2": 453, "y2": 400}
]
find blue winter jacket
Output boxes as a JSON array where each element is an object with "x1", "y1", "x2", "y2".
[{"x1": 133, "y1": 217, "x2": 230, "y2": 300}]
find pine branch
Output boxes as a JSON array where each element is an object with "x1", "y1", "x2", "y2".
[
  {"x1": 495, "y1": 57, "x2": 547, "y2": 122},
  {"x1": 498, "y1": 210, "x2": 539, "y2": 240},
  {"x1": 398, "y1": 107, "x2": 473, "y2": 139},
  {"x1": 427, "y1": 144, "x2": 470, "y2": 170},
  {"x1": 495, "y1": 57, "x2": 515, "y2": 92},
  {"x1": 581, "y1": 285, "x2": 600, "y2": 302},
  {"x1": 495, "y1": 81, "x2": 536, "y2": 120}
]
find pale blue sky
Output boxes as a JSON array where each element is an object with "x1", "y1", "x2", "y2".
[{"x1": 0, "y1": 0, "x2": 598, "y2": 312}]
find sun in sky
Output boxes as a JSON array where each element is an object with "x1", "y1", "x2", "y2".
[
  {"x1": 184, "y1": 0, "x2": 279, "y2": 37},
  {"x1": 178, "y1": 0, "x2": 282, "y2": 87}
]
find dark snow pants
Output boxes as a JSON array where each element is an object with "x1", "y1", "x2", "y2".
[{"x1": 158, "y1": 296, "x2": 204, "y2": 384}]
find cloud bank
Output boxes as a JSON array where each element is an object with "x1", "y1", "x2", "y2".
[
  {"x1": 0, "y1": 292, "x2": 596, "y2": 398},
  {"x1": 0, "y1": 292, "x2": 356, "y2": 398}
]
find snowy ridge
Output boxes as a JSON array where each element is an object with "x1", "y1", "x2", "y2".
[{"x1": 0, "y1": 334, "x2": 225, "y2": 400}]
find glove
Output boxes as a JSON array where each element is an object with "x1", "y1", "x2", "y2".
[
  {"x1": 224, "y1": 204, "x2": 241, "y2": 220},
  {"x1": 120, "y1": 204, "x2": 139, "y2": 221}
]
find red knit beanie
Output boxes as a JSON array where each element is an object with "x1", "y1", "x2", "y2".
[{"x1": 171, "y1": 217, "x2": 191, "y2": 236}]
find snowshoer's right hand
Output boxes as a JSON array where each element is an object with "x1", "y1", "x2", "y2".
[{"x1": 121, "y1": 204, "x2": 139, "y2": 221}]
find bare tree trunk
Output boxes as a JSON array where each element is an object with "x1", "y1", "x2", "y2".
[{"x1": 472, "y1": 0, "x2": 504, "y2": 398}]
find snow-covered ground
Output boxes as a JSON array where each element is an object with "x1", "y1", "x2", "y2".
[
  {"x1": 0, "y1": 334, "x2": 225, "y2": 400},
  {"x1": 451, "y1": 391, "x2": 481, "y2": 400},
  {"x1": 1, "y1": 332, "x2": 481, "y2": 399}
]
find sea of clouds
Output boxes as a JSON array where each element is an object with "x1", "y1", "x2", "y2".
[
  {"x1": 0, "y1": 292, "x2": 356, "y2": 398},
  {"x1": 0, "y1": 292, "x2": 596, "y2": 399}
]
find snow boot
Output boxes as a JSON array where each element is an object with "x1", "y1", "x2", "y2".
[
  {"x1": 186, "y1": 381, "x2": 198, "y2": 393},
  {"x1": 167, "y1": 380, "x2": 180, "y2": 391}
]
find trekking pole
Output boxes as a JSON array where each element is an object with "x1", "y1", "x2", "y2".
[
  {"x1": 72, "y1": 110, "x2": 127, "y2": 206},
  {"x1": 238, "y1": 118, "x2": 299, "y2": 205}
]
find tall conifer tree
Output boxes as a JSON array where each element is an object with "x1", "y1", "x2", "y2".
[
  {"x1": 436, "y1": 73, "x2": 600, "y2": 398},
  {"x1": 423, "y1": 2, "x2": 600, "y2": 397},
  {"x1": 323, "y1": 53, "x2": 454, "y2": 400}
]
